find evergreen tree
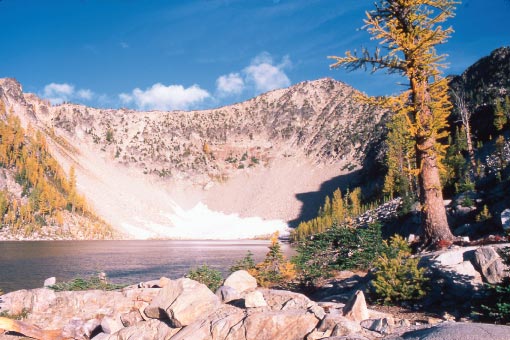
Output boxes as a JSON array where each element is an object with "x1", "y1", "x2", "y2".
[
  {"x1": 505, "y1": 96, "x2": 510, "y2": 121},
  {"x1": 383, "y1": 112, "x2": 416, "y2": 198},
  {"x1": 330, "y1": 0, "x2": 457, "y2": 245},
  {"x1": 254, "y1": 232, "x2": 296, "y2": 287},
  {"x1": 444, "y1": 126, "x2": 469, "y2": 192},
  {"x1": 494, "y1": 100, "x2": 508, "y2": 131},
  {"x1": 331, "y1": 188, "x2": 345, "y2": 223},
  {"x1": 68, "y1": 165, "x2": 77, "y2": 213}
]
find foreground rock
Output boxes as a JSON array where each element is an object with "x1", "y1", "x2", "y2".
[
  {"x1": 0, "y1": 287, "x2": 159, "y2": 334},
  {"x1": 223, "y1": 270, "x2": 257, "y2": 293},
  {"x1": 2, "y1": 271, "x2": 510, "y2": 340},
  {"x1": 419, "y1": 243, "x2": 510, "y2": 315},
  {"x1": 343, "y1": 291, "x2": 369, "y2": 322},
  {"x1": 395, "y1": 322, "x2": 510, "y2": 340},
  {"x1": 144, "y1": 278, "x2": 220, "y2": 327},
  {"x1": 473, "y1": 246, "x2": 509, "y2": 284}
]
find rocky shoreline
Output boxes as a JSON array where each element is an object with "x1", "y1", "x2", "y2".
[{"x1": 1, "y1": 265, "x2": 510, "y2": 340}]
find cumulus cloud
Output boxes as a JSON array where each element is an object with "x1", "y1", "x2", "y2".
[
  {"x1": 215, "y1": 53, "x2": 292, "y2": 97},
  {"x1": 77, "y1": 89, "x2": 93, "y2": 100},
  {"x1": 42, "y1": 83, "x2": 94, "y2": 105},
  {"x1": 216, "y1": 73, "x2": 245, "y2": 97},
  {"x1": 119, "y1": 83, "x2": 211, "y2": 111},
  {"x1": 243, "y1": 52, "x2": 291, "y2": 93}
]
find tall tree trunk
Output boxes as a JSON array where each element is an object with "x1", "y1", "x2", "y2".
[
  {"x1": 451, "y1": 88, "x2": 477, "y2": 179},
  {"x1": 416, "y1": 137, "x2": 454, "y2": 244},
  {"x1": 413, "y1": 79, "x2": 455, "y2": 245}
]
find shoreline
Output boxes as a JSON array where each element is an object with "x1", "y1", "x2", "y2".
[{"x1": 0, "y1": 236, "x2": 285, "y2": 242}]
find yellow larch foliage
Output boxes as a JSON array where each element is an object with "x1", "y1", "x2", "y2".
[{"x1": 329, "y1": 0, "x2": 457, "y2": 244}]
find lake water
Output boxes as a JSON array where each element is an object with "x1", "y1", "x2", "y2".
[{"x1": 0, "y1": 240, "x2": 295, "y2": 293}]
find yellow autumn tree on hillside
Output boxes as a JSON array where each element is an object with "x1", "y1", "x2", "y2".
[{"x1": 330, "y1": 0, "x2": 457, "y2": 246}]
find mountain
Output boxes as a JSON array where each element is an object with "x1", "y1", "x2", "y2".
[
  {"x1": 0, "y1": 91, "x2": 113, "y2": 240},
  {"x1": 449, "y1": 46, "x2": 510, "y2": 139},
  {"x1": 0, "y1": 78, "x2": 389, "y2": 239}
]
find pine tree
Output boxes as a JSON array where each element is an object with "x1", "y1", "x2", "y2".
[
  {"x1": 383, "y1": 112, "x2": 416, "y2": 198},
  {"x1": 505, "y1": 96, "x2": 510, "y2": 121},
  {"x1": 330, "y1": 0, "x2": 457, "y2": 246},
  {"x1": 495, "y1": 135, "x2": 507, "y2": 179},
  {"x1": 331, "y1": 188, "x2": 345, "y2": 223},
  {"x1": 444, "y1": 127, "x2": 469, "y2": 192},
  {"x1": 68, "y1": 165, "x2": 77, "y2": 213},
  {"x1": 322, "y1": 196, "x2": 332, "y2": 217},
  {"x1": 254, "y1": 232, "x2": 296, "y2": 287},
  {"x1": 494, "y1": 100, "x2": 507, "y2": 131},
  {"x1": 348, "y1": 187, "x2": 362, "y2": 216}
]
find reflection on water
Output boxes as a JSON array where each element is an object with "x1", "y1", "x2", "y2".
[{"x1": 0, "y1": 240, "x2": 295, "y2": 293}]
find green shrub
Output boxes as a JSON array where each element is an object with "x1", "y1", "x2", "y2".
[
  {"x1": 455, "y1": 177, "x2": 475, "y2": 193},
  {"x1": 461, "y1": 196, "x2": 474, "y2": 207},
  {"x1": 186, "y1": 264, "x2": 223, "y2": 292},
  {"x1": 371, "y1": 235, "x2": 427, "y2": 305},
  {"x1": 106, "y1": 128, "x2": 114, "y2": 143},
  {"x1": 49, "y1": 274, "x2": 125, "y2": 292},
  {"x1": 293, "y1": 222, "x2": 384, "y2": 287},
  {"x1": 480, "y1": 247, "x2": 510, "y2": 324},
  {"x1": 230, "y1": 250, "x2": 256, "y2": 273}
]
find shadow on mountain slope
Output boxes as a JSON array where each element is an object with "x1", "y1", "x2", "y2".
[{"x1": 288, "y1": 169, "x2": 364, "y2": 228}]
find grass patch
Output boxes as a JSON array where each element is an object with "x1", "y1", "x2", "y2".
[
  {"x1": 49, "y1": 275, "x2": 127, "y2": 292},
  {"x1": 0, "y1": 308, "x2": 29, "y2": 320}
]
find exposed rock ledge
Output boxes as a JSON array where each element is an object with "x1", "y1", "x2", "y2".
[{"x1": 1, "y1": 271, "x2": 509, "y2": 340}]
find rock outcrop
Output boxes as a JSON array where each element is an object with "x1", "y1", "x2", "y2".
[
  {"x1": 223, "y1": 270, "x2": 257, "y2": 293},
  {"x1": 419, "y1": 243, "x2": 510, "y2": 317},
  {"x1": 0, "y1": 273, "x2": 397, "y2": 340},
  {"x1": 144, "y1": 278, "x2": 220, "y2": 327},
  {"x1": 398, "y1": 322, "x2": 510, "y2": 340},
  {"x1": 2, "y1": 270, "x2": 510, "y2": 340},
  {"x1": 473, "y1": 246, "x2": 509, "y2": 284}
]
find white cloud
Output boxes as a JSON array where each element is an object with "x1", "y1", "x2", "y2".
[
  {"x1": 43, "y1": 83, "x2": 74, "y2": 104},
  {"x1": 118, "y1": 93, "x2": 132, "y2": 105},
  {"x1": 216, "y1": 73, "x2": 244, "y2": 97},
  {"x1": 243, "y1": 52, "x2": 291, "y2": 93},
  {"x1": 42, "y1": 82, "x2": 94, "y2": 105},
  {"x1": 120, "y1": 83, "x2": 211, "y2": 111},
  {"x1": 77, "y1": 89, "x2": 93, "y2": 100},
  {"x1": 215, "y1": 53, "x2": 292, "y2": 97}
]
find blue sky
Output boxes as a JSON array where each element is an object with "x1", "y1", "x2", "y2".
[{"x1": 0, "y1": 0, "x2": 508, "y2": 111}]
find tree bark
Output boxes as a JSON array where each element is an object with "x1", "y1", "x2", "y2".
[
  {"x1": 416, "y1": 138, "x2": 454, "y2": 244},
  {"x1": 413, "y1": 79, "x2": 455, "y2": 245}
]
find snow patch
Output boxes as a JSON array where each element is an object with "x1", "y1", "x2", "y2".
[{"x1": 121, "y1": 201, "x2": 289, "y2": 240}]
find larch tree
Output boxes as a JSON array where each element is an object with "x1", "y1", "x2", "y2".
[
  {"x1": 383, "y1": 111, "x2": 416, "y2": 199},
  {"x1": 68, "y1": 165, "x2": 77, "y2": 213},
  {"x1": 494, "y1": 100, "x2": 508, "y2": 131},
  {"x1": 330, "y1": 0, "x2": 457, "y2": 245}
]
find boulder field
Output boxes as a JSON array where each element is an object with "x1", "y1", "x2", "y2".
[{"x1": 1, "y1": 268, "x2": 510, "y2": 340}]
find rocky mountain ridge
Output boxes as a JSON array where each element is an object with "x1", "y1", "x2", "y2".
[
  {"x1": 0, "y1": 77, "x2": 389, "y2": 239},
  {"x1": 18, "y1": 77, "x2": 387, "y2": 181},
  {"x1": 449, "y1": 46, "x2": 510, "y2": 139}
]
